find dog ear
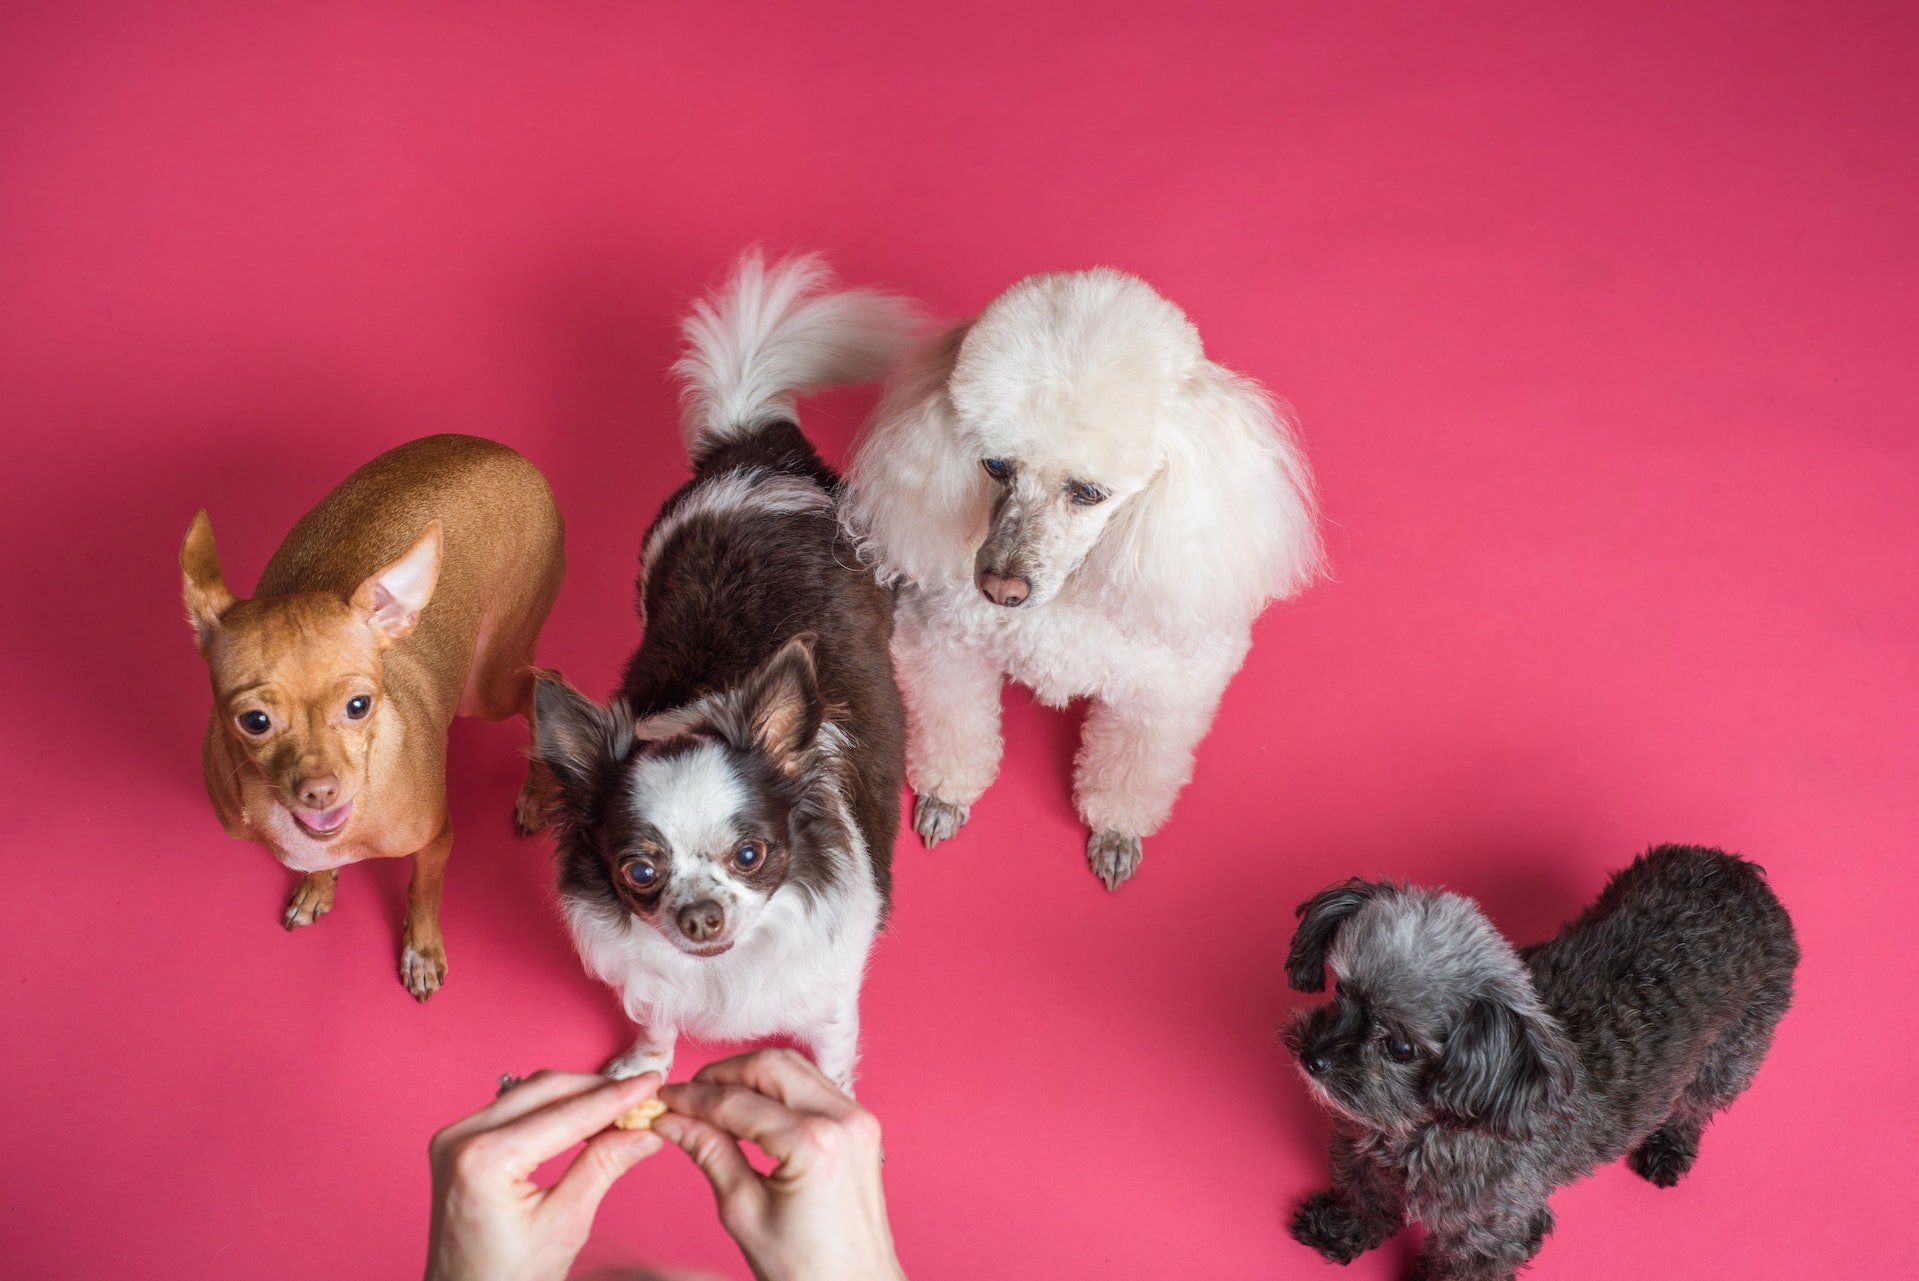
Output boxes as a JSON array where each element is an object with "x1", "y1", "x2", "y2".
[
  {"x1": 532, "y1": 673, "x2": 633, "y2": 798},
  {"x1": 351, "y1": 521, "x2": 443, "y2": 649},
  {"x1": 1286, "y1": 879, "x2": 1379, "y2": 992},
  {"x1": 1080, "y1": 365, "x2": 1323, "y2": 645},
  {"x1": 737, "y1": 633, "x2": 823, "y2": 774},
  {"x1": 840, "y1": 321, "x2": 986, "y2": 590},
  {"x1": 181, "y1": 511, "x2": 237, "y2": 654},
  {"x1": 1429, "y1": 995, "x2": 1578, "y2": 1137}
]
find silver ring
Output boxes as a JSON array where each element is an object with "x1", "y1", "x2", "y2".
[{"x1": 497, "y1": 1073, "x2": 522, "y2": 1096}]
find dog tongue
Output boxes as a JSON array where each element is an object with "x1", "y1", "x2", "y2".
[{"x1": 296, "y1": 801, "x2": 352, "y2": 833}]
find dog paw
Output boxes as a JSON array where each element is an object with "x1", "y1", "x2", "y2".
[
  {"x1": 605, "y1": 1046, "x2": 674, "y2": 1080},
  {"x1": 400, "y1": 940, "x2": 448, "y2": 1002},
  {"x1": 282, "y1": 871, "x2": 338, "y2": 930},
  {"x1": 913, "y1": 794, "x2": 970, "y2": 849},
  {"x1": 1087, "y1": 830, "x2": 1143, "y2": 891},
  {"x1": 514, "y1": 768, "x2": 553, "y2": 837},
  {"x1": 513, "y1": 785, "x2": 546, "y2": 837},
  {"x1": 1290, "y1": 1190, "x2": 1384, "y2": 1264},
  {"x1": 1629, "y1": 1125, "x2": 1698, "y2": 1187}
]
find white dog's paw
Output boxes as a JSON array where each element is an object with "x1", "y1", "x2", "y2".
[
  {"x1": 1087, "y1": 830, "x2": 1143, "y2": 891},
  {"x1": 913, "y1": 794, "x2": 970, "y2": 849},
  {"x1": 605, "y1": 1045, "x2": 673, "y2": 1081}
]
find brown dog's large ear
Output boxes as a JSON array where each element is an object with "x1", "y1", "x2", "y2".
[
  {"x1": 1285, "y1": 879, "x2": 1379, "y2": 992},
  {"x1": 352, "y1": 521, "x2": 443, "y2": 649},
  {"x1": 1429, "y1": 995, "x2": 1578, "y2": 1138},
  {"x1": 181, "y1": 510, "x2": 236, "y2": 655},
  {"x1": 738, "y1": 633, "x2": 823, "y2": 774},
  {"x1": 532, "y1": 673, "x2": 633, "y2": 799}
]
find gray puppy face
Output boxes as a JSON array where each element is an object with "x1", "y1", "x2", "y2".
[{"x1": 1284, "y1": 881, "x2": 1577, "y2": 1138}]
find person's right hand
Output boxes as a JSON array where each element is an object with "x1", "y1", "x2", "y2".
[{"x1": 655, "y1": 1049, "x2": 906, "y2": 1281}]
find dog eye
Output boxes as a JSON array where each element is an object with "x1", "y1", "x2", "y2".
[
  {"x1": 735, "y1": 841, "x2": 763, "y2": 869},
  {"x1": 345, "y1": 695, "x2": 372, "y2": 720},
  {"x1": 238, "y1": 710, "x2": 271, "y2": 736},
  {"x1": 1385, "y1": 1037, "x2": 1419, "y2": 1063},
  {"x1": 1066, "y1": 479, "x2": 1108, "y2": 506},
  {"x1": 621, "y1": 859, "x2": 660, "y2": 890},
  {"x1": 981, "y1": 458, "x2": 1012, "y2": 481}
]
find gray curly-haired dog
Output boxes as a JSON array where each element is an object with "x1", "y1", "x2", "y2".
[{"x1": 1283, "y1": 844, "x2": 1797, "y2": 1280}]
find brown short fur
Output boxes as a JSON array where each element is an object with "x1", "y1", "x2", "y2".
[{"x1": 180, "y1": 434, "x2": 564, "y2": 1000}]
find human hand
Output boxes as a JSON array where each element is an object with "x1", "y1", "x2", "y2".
[
  {"x1": 656, "y1": 1050, "x2": 906, "y2": 1281},
  {"x1": 425, "y1": 1070, "x2": 666, "y2": 1281}
]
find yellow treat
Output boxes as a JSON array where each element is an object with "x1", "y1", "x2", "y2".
[{"x1": 612, "y1": 1098, "x2": 669, "y2": 1131}]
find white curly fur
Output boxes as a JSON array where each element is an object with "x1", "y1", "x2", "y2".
[{"x1": 841, "y1": 268, "x2": 1322, "y2": 884}]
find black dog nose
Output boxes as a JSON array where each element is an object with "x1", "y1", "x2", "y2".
[
  {"x1": 1302, "y1": 1051, "x2": 1332, "y2": 1077},
  {"x1": 678, "y1": 900, "x2": 725, "y2": 941}
]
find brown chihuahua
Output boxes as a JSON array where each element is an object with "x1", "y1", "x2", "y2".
[{"x1": 180, "y1": 434, "x2": 564, "y2": 1000}]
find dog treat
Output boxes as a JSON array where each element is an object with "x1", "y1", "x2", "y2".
[{"x1": 612, "y1": 1097, "x2": 670, "y2": 1131}]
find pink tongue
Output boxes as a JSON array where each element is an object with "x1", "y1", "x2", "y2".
[{"x1": 297, "y1": 802, "x2": 351, "y2": 831}]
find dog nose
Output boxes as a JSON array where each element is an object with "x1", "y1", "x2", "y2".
[
  {"x1": 678, "y1": 900, "x2": 726, "y2": 941},
  {"x1": 1302, "y1": 1050, "x2": 1332, "y2": 1077},
  {"x1": 978, "y1": 572, "x2": 1030, "y2": 608},
  {"x1": 295, "y1": 774, "x2": 340, "y2": 808}
]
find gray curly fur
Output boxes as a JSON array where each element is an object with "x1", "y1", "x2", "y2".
[{"x1": 1283, "y1": 844, "x2": 1798, "y2": 1280}]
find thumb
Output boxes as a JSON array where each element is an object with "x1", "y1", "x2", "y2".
[{"x1": 546, "y1": 1129, "x2": 661, "y2": 1219}]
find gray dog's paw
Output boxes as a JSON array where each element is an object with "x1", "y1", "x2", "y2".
[
  {"x1": 1087, "y1": 830, "x2": 1143, "y2": 891},
  {"x1": 1628, "y1": 1125, "x2": 1699, "y2": 1187},
  {"x1": 913, "y1": 794, "x2": 970, "y2": 849}
]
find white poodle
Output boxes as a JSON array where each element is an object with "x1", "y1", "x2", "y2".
[{"x1": 840, "y1": 269, "x2": 1323, "y2": 889}]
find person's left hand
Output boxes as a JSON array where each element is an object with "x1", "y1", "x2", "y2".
[{"x1": 425, "y1": 1069, "x2": 666, "y2": 1281}]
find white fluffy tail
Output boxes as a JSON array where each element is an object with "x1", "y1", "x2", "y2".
[{"x1": 673, "y1": 251, "x2": 921, "y2": 459}]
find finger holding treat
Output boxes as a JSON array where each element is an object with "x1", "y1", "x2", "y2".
[{"x1": 425, "y1": 1071, "x2": 665, "y2": 1281}]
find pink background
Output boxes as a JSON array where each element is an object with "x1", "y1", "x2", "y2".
[{"x1": 2, "y1": 2, "x2": 1914, "y2": 1277}]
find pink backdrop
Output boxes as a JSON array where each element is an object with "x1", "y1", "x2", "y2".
[{"x1": 3, "y1": 2, "x2": 1914, "y2": 1277}]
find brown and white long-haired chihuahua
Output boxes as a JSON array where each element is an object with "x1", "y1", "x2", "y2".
[{"x1": 532, "y1": 253, "x2": 913, "y2": 1090}]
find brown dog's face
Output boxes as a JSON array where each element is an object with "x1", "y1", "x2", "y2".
[{"x1": 181, "y1": 512, "x2": 441, "y2": 853}]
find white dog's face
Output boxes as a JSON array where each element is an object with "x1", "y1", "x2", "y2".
[
  {"x1": 949, "y1": 272, "x2": 1194, "y2": 609},
  {"x1": 966, "y1": 444, "x2": 1156, "y2": 607}
]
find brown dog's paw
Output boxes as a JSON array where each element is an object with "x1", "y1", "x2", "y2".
[
  {"x1": 514, "y1": 763, "x2": 555, "y2": 837},
  {"x1": 283, "y1": 871, "x2": 338, "y2": 930},
  {"x1": 401, "y1": 939, "x2": 448, "y2": 1001}
]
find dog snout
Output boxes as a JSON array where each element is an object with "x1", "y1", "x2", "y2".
[
  {"x1": 977, "y1": 571, "x2": 1030, "y2": 608},
  {"x1": 677, "y1": 899, "x2": 726, "y2": 942},
  {"x1": 295, "y1": 773, "x2": 340, "y2": 809}
]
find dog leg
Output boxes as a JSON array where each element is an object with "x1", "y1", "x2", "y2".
[
  {"x1": 283, "y1": 869, "x2": 338, "y2": 929},
  {"x1": 605, "y1": 1026, "x2": 677, "y2": 1081},
  {"x1": 1073, "y1": 687, "x2": 1219, "y2": 889},
  {"x1": 807, "y1": 999, "x2": 863, "y2": 1096},
  {"x1": 893, "y1": 613, "x2": 1004, "y2": 848},
  {"x1": 1632, "y1": 982, "x2": 1790, "y2": 1186},
  {"x1": 1414, "y1": 1207, "x2": 1548, "y2": 1281},
  {"x1": 1290, "y1": 1189, "x2": 1397, "y2": 1264},
  {"x1": 1628, "y1": 1120, "x2": 1702, "y2": 1188},
  {"x1": 513, "y1": 757, "x2": 557, "y2": 836},
  {"x1": 400, "y1": 821, "x2": 452, "y2": 1002}
]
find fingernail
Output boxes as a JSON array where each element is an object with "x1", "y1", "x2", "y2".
[{"x1": 650, "y1": 1115, "x2": 684, "y2": 1143}]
